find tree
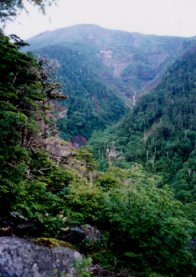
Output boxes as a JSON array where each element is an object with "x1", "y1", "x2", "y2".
[
  {"x1": 0, "y1": 0, "x2": 56, "y2": 23},
  {"x1": 0, "y1": 32, "x2": 64, "y2": 215},
  {"x1": 104, "y1": 166, "x2": 195, "y2": 276}
]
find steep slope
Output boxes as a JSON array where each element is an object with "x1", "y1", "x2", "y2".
[
  {"x1": 36, "y1": 45, "x2": 127, "y2": 142},
  {"x1": 1, "y1": 32, "x2": 195, "y2": 277},
  {"x1": 26, "y1": 24, "x2": 195, "y2": 141},
  {"x1": 90, "y1": 45, "x2": 196, "y2": 202},
  {"x1": 27, "y1": 24, "x2": 195, "y2": 103}
]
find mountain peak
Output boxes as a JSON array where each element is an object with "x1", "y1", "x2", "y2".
[{"x1": 27, "y1": 23, "x2": 195, "y2": 99}]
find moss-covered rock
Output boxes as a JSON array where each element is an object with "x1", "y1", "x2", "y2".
[
  {"x1": 34, "y1": 237, "x2": 75, "y2": 249},
  {"x1": 0, "y1": 236, "x2": 84, "y2": 276}
]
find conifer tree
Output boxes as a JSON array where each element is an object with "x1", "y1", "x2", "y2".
[{"x1": 0, "y1": 0, "x2": 56, "y2": 23}]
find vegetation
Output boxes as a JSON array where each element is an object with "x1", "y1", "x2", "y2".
[
  {"x1": 90, "y1": 46, "x2": 196, "y2": 203},
  {"x1": 33, "y1": 45, "x2": 127, "y2": 141},
  {"x1": 0, "y1": 0, "x2": 56, "y2": 23},
  {"x1": 0, "y1": 31, "x2": 70, "y2": 234},
  {"x1": 0, "y1": 21, "x2": 195, "y2": 277},
  {"x1": 27, "y1": 23, "x2": 193, "y2": 98},
  {"x1": 26, "y1": 24, "x2": 195, "y2": 141}
]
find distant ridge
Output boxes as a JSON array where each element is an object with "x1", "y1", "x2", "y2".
[
  {"x1": 26, "y1": 24, "x2": 196, "y2": 140},
  {"x1": 27, "y1": 24, "x2": 191, "y2": 50}
]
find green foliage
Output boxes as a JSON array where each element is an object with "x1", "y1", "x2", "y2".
[
  {"x1": 0, "y1": 33, "x2": 43, "y2": 211},
  {"x1": 72, "y1": 257, "x2": 92, "y2": 277},
  {"x1": 65, "y1": 179, "x2": 105, "y2": 225},
  {"x1": 0, "y1": 29, "x2": 195, "y2": 277},
  {"x1": 55, "y1": 164, "x2": 195, "y2": 275},
  {"x1": 0, "y1": 33, "x2": 72, "y2": 235},
  {"x1": 90, "y1": 250, "x2": 117, "y2": 269},
  {"x1": 35, "y1": 45, "x2": 127, "y2": 140},
  {"x1": 148, "y1": 274, "x2": 168, "y2": 277},
  {"x1": 75, "y1": 146, "x2": 97, "y2": 172},
  {"x1": 90, "y1": 46, "x2": 196, "y2": 202},
  {"x1": 103, "y1": 166, "x2": 195, "y2": 275},
  {"x1": 27, "y1": 24, "x2": 194, "y2": 110}
]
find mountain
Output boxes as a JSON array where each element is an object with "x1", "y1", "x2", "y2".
[
  {"x1": 37, "y1": 45, "x2": 128, "y2": 142},
  {"x1": 27, "y1": 24, "x2": 195, "y2": 100},
  {"x1": 1, "y1": 31, "x2": 195, "y2": 277},
  {"x1": 26, "y1": 24, "x2": 195, "y2": 141},
  {"x1": 90, "y1": 45, "x2": 196, "y2": 202}
]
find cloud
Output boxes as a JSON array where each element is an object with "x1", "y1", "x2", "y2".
[{"x1": 4, "y1": 0, "x2": 196, "y2": 39}]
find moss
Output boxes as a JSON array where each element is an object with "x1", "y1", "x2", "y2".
[
  {"x1": 34, "y1": 237, "x2": 75, "y2": 249},
  {"x1": 61, "y1": 140, "x2": 70, "y2": 145}
]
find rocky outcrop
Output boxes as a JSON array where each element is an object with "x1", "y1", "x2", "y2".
[
  {"x1": 0, "y1": 237, "x2": 84, "y2": 277},
  {"x1": 70, "y1": 136, "x2": 87, "y2": 148},
  {"x1": 43, "y1": 136, "x2": 73, "y2": 163},
  {"x1": 61, "y1": 224, "x2": 101, "y2": 245}
]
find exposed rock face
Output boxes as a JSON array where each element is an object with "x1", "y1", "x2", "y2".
[
  {"x1": 71, "y1": 135, "x2": 87, "y2": 148},
  {"x1": 0, "y1": 237, "x2": 83, "y2": 277},
  {"x1": 27, "y1": 24, "x2": 194, "y2": 104},
  {"x1": 43, "y1": 136, "x2": 73, "y2": 163},
  {"x1": 26, "y1": 25, "x2": 196, "y2": 140}
]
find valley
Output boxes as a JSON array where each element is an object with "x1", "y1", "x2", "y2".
[
  {"x1": 0, "y1": 22, "x2": 196, "y2": 276},
  {"x1": 26, "y1": 24, "x2": 196, "y2": 142}
]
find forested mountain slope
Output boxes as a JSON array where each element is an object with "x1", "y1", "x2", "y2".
[
  {"x1": 1, "y1": 31, "x2": 196, "y2": 277},
  {"x1": 35, "y1": 45, "x2": 127, "y2": 142},
  {"x1": 26, "y1": 24, "x2": 196, "y2": 142},
  {"x1": 28, "y1": 24, "x2": 193, "y2": 102},
  {"x1": 90, "y1": 45, "x2": 196, "y2": 202}
]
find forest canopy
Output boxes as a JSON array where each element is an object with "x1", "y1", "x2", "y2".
[{"x1": 0, "y1": 2, "x2": 195, "y2": 275}]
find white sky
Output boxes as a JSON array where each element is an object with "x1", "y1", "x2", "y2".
[{"x1": 4, "y1": 0, "x2": 196, "y2": 39}]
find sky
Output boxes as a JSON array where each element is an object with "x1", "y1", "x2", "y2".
[{"x1": 4, "y1": 0, "x2": 196, "y2": 39}]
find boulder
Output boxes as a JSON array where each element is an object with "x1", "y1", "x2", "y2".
[
  {"x1": 0, "y1": 212, "x2": 35, "y2": 237},
  {"x1": 0, "y1": 237, "x2": 84, "y2": 277},
  {"x1": 61, "y1": 224, "x2": 101, "y2": 245}
]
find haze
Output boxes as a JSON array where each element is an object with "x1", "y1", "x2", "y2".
[{"x1": 4, "y1": 0, "x2": 196, "y2": 39}]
